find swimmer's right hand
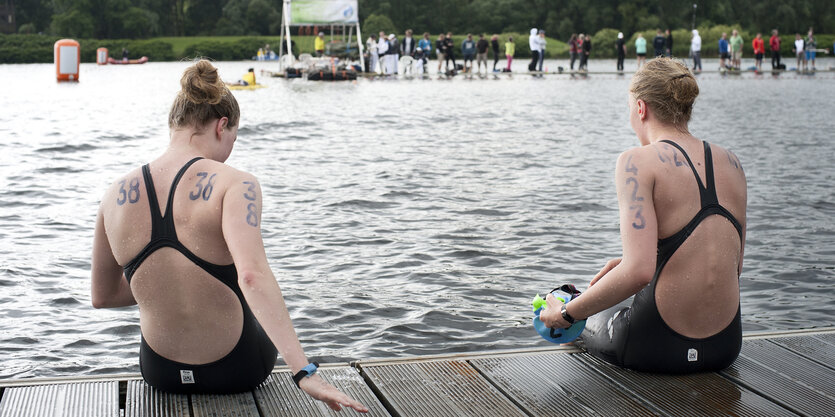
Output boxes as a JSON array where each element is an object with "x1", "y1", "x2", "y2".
[
  {"x1": 300, "y1": 374, "x2": 369, "y2": 413},
  {"x1": 590, "y1": 258, "x2": 622, "y2": 286}
]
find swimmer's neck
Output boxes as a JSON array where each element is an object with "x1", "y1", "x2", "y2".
[
  {"x1": 642, "y1": 122, "x2": 694, "y2": 146},
  {"x1": 166, "y1": 128, "x2": 221, "y2": 160}
]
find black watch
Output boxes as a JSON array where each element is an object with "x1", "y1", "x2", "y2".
[{"x1": 560, "y1": 303, "x2": 576, "y2": 325}]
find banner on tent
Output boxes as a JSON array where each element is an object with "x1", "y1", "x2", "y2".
[{"x1": 289, "y1": 0, "x2": 359, "y2": 24}]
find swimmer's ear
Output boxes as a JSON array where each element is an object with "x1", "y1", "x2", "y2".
[
  {"x1": 636, "y1": 99, "x2": 648, "y2": 122},
  {"x1": 215, "y1": 117, "x2": 229, "y2": 139}
]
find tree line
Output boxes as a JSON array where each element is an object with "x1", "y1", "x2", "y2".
[{"x1": 12, "y1": 0, "x2": 834, "y2": 40}]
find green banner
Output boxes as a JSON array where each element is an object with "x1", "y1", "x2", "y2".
[{"x1": 289, "y1": 0, "x2": 359, "y2": 24}]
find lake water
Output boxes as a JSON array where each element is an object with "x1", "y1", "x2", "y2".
[{"x1": 1, "y1": 58, "x2": 834, "y2": 379}]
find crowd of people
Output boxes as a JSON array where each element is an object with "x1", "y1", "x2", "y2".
[
  {"x1": 654, "y1": 26, "x2": 822, "y2": 73},
  {"x1": 358, "y1": 27, "x2": 826, "y2": 75},
  {"x1": 365, "y1": 30, "x2": 515, "y2": 75}
]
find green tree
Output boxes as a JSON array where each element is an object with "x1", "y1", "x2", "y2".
[{"x1": 363, "y1": 13, "x2": 397, "y2": 37}]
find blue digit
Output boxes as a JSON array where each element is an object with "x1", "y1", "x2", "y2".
[
  {"x1": 626, "y1": 177, "x2": 644, "y2": 201},
  {"x1": 128, "y1": 178, "x2": 140, "y2": 203},
  {"x1": 116, "y1": 180, "x2": 127, "y2": 205},
  {"x1": 630, "y1": 205, "x2": 646, "y2": 230},
  {"x1": 190, "y1": 172, "x2": 208, "y2": 201},
  {"x1": 246, "y1": 203, "x2": 259, "y2": 227},
  {"x1": 202, "y1": 174, "x2": 216, "y2": 200},
  {"x1": 243, "y1": 181, "x2": 257, "y2": 201},
  {"x1": 625, "y1": 155, "x2": 638, "y2": 175}
]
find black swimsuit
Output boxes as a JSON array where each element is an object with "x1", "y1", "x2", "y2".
[
  {"x1": 580, "y1": 140, "x2": 743, "y2": 373},
  {"x1": 123, "y1": 157, "x2": 277, "y2": 393}
]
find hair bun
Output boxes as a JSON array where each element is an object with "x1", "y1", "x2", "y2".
[
  {"x1": 180, "y1": 60, "x2": 224, "y2": 105},
  {"x1": 670, "y1": 73, "x2": 699, "y2": 105}
]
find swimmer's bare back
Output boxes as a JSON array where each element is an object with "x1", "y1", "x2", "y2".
[
  {"x1": 100, "y1": 156, "x2": 252, "y2": 364},
  {"x1": 639, "y1": 138, "x2": 746, "y2": 338}
]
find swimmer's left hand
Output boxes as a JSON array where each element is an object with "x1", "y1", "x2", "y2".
[
  {"x1": 300, "y1": 374, "x2": 369, "y2": 413},
  {"x1": 541, "y1": 293, "x2": 571, "y2": 329}
]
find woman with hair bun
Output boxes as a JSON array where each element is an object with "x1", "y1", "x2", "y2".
[
  {"x1": 540, "y1": 58, "x2": 747, "y2": 373},
  {"x1": 91, "y1": 60, "x2": 367, "y2": 412}
]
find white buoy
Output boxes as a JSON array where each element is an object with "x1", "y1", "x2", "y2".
[
  {"x1": 55, "y1": 39, "x2": 80, "y2": 82},
  {"x1": 96, "y1": 47, "x2": 108, "y2": 65}
]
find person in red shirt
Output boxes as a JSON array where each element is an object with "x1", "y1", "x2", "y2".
[
  {"x1": 769, "y1": 29, "x2": 782, "y2": 69},
  {"x1": 753, "y1": 33, "x2": 765, "y2": 71}
]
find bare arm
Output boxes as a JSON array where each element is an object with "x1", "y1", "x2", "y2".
[
  {"x1": 542, "y1": 150, "x2": 658, "y2": 327},
  {"x1": 91, "y1": 207, "x2": 136, "y2": 308},
  {"x1": 222, "y1": 176, "x2": 367, "y2": 413}
]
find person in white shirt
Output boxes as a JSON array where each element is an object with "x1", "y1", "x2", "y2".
[
  {"x1": 537, "y1": 30, "x2": 547, "y2": 72},
  {"x1": 528, "y1": 28, "x2": 539, "y2": 72},
  {"x1": 367, "y1": 34, "x2": 379, "y2": 74},
  {"x1": 690, "y1": 29, "x2": 702, "y2": 72},
  {"x1": 793, "y1": 33, "x2": 806, "y2": 72},
  {"x1": 377, "y1": 32, "x2": 390, "y2": 74}
]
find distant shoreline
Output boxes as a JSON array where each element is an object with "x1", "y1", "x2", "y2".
[{"x1": 2, "y1": 33, "x2": 832, "y2": 64}]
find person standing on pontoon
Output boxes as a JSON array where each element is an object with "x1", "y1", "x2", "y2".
[
  {"x1": 389, "y1": 34, "x2": 400, "y2": 74},
  {"x1": 377, "y1": 32, "x2": 390, "y2": 74},
  {"x1": 793, "y1": 33, "x2": 806, "y2": 72},
  {"x1": 616, "y1": 32, "x2": 626, "y2": 72},
  {"x1": 635, "y1": 33, "x2": 647, "y2": 69},
  {"x1": 418, "y1": 32, "x2": 433, "y2": 63},
  {"x1": 315, "y1": 32, "x2": 325, "y2": 57},
  {"x1": 401, "y1": 29, "x2": 416, "y2": 58},
  {"x1": 528, "y1": 28, "x2": 540, "y2": 72},
  {"x1": 690, "y1": 30, "x2": 702, "y2": 72},
  {"x1": 805, "y1": 28, "x2": 817, "y2": 71},
  {"x1": 367, "y1": 34, "x2": 379, "y2": 74},
  {"x1": 436, "y1": 33, "x2": 447, "y2": 73},
  {"x1": 769, "y1": 29, "x2": 782, "y2": 69}
]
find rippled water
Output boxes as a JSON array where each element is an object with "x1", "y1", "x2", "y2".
[{"x1": 1, "y1": 59, "x2": 833, "y2": 379}]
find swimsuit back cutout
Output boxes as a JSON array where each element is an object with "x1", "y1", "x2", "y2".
[
  {"x1": 655, "y1": 140, "x2": 744, "y2": 275},
  {"x1": 123, "y1": 157, "x2": 237, "y2": 289}
]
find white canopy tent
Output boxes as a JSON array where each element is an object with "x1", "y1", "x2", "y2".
[{"x1": 279, "y1": 0, "x2": 365, "y2": 72}]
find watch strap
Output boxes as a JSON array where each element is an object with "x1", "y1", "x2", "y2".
[
  {"x1": 560, "y1": 303, "x2": 576, "y2": 324},
  {"x1": 293, "y1": 362, "x2": 319, "y2": 388}
]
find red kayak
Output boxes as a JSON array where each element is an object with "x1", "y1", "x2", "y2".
[{"x1": 107, "y1": 56, "x2": 149, "y2": 65}]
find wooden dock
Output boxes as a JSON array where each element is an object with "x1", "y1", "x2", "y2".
[{"x1": 1, "y1": 328, "x2": 833, "y2": 416}]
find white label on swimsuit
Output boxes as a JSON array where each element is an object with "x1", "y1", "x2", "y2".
[
  {"x1": 687, "y1": 348, "x2": 698, "y2": 362},
  {"x1": 180, "y1": 370, "x2": 195, "y2": 384}
]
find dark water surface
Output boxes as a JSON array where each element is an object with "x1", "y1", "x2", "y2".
[{"x1": 1, "y1": 60, "x2": 833, "y2": 379}]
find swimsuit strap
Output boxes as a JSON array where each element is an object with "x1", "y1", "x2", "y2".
[
  {"x1": 141, "y1": 164, "x2": 164, "y2": 239},
  {"x1": 158, "y1": 157, "x2": 204, "y2": 240},
  {"x1": 141, "y1": 157, "x2": 203, "y2": 240},
  {"x1": 659, "y1": 140, "x2": 719, "y2": 207}
]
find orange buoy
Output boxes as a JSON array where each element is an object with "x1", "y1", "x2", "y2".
[
  {"x1": 55, "y1": 39, "x2": 80, "y2": 82},
  {"x1": 96, "y1": 47, "x2": 108, "y2": 65}
]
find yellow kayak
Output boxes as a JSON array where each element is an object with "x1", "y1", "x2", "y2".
[{"x1": 227, "y1": 84, "x2": 266, "y2": 90}]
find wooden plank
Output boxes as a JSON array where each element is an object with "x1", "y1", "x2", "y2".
[
  {"x1": 0, "y1": 381, "x2": 119, "y2": 417},
  {"x1": 768, "y1": 334, "x2": 835, "y2": 370},
  {"x1": 721, "y1": 338, "x2": 835, "y2": 416},
  {"x1": 471, "y1": 353, "x2": 656, "y2": 416},
  {"x1": 361, "y1": 360, "x2": 525, "y2": 417},
  {"x1": 255, "y1": 368, "x2": 389, "y2": 416},
  {"x1": 578, "y1": 353, "x2": 794, "y2": 416},
  {"x1": 125, "y1": 379, "x2": 191, "y2": 417},
  {"x1": 191, "y1": 391, "x2": 259, "y2": 417}
]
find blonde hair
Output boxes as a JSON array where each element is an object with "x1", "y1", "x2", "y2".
[
  {"x1": 629, "y1": 58, "x2": 699, "y2": 129},
  {"x1": 168, "y1": 60, "x2": 240, "y2": 129}
]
